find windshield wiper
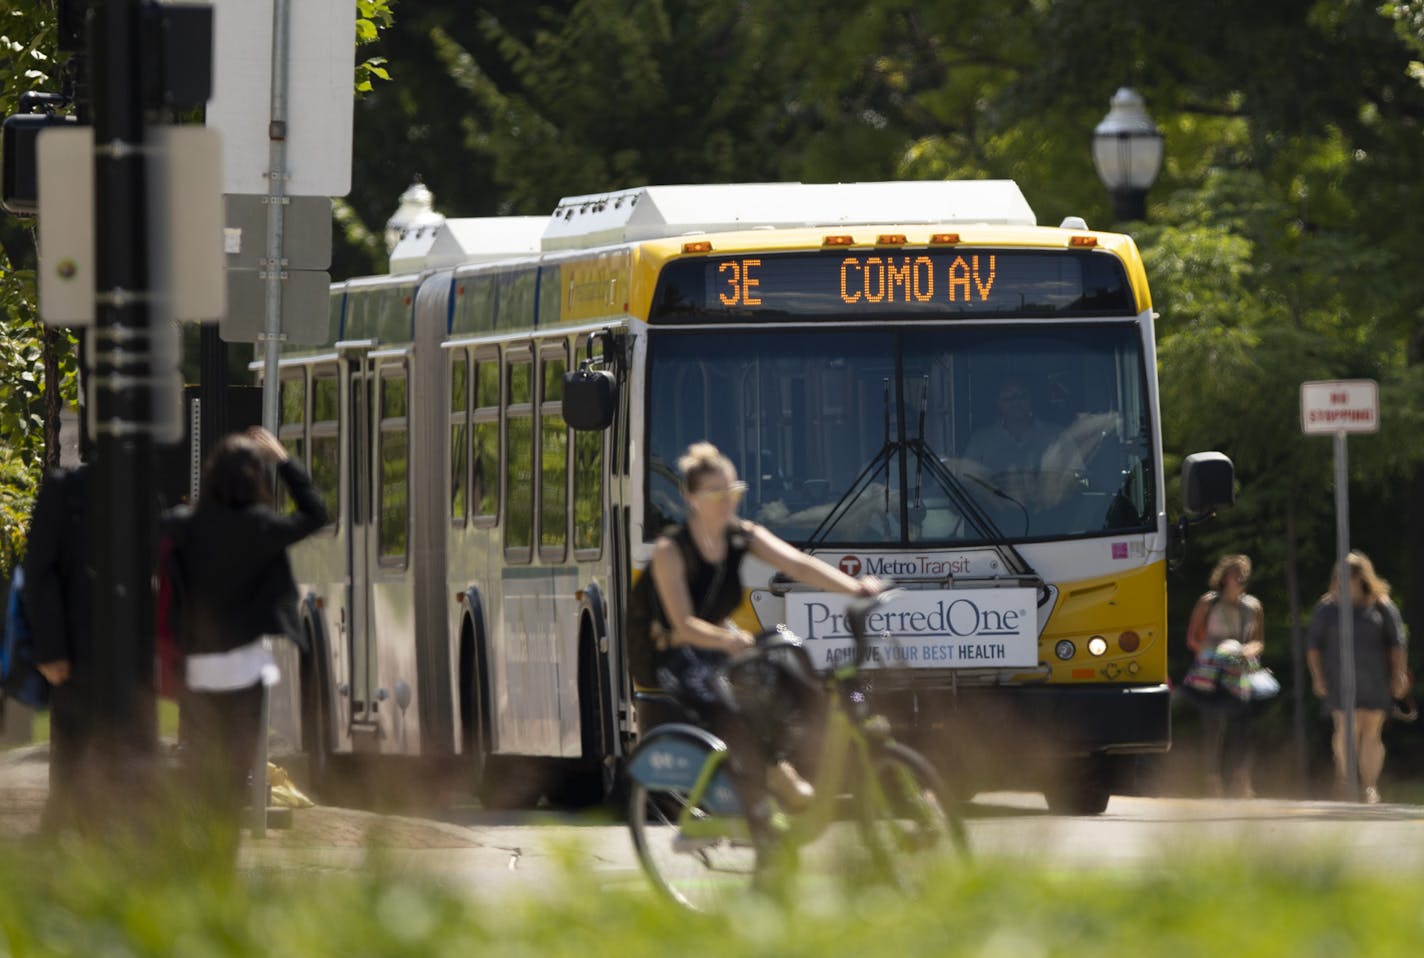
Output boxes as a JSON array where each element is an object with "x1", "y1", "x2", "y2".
[
  {"x1": 905, "y1": 434, "x2": 1037, "y2": 584},
  {"x1": 806, "y1": 379, "x2": 895, "y2": 548}
]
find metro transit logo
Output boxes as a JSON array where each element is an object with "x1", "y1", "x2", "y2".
[{"x1": 833, "y1": 553, "x2": 975, "y2": 579}]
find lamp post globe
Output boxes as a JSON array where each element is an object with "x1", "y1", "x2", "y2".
[
  {"x1": 1092, "y1": 87, "x2": 1163, "y2": 223},
  {"x1": 385, "y1": 176, "x2": 444, "y2": 254}
]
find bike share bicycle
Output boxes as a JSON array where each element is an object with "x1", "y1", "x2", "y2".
[{"x1": 625, "y1": 589, "x2": 968, "y2": 910}]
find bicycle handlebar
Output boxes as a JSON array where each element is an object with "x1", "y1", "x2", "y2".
[{"x1": 845, "y1": 585, "x2": 903, "y2": 669}]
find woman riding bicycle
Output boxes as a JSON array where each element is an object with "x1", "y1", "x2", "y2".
[{"x1": 648, "y1": 442, "x2": 881, "y2": 863}]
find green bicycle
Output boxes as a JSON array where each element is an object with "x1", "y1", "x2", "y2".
[{"x1": 626, "y1": 590, "x2": 968, "y2": 910}]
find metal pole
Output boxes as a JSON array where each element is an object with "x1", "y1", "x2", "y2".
[
  {"x1": 252, "y1": 0, "x2": 294, "y2": 835},
  {"x1": 1334, "y1": 431, "x2": 1358, "y2": 801},
  {"x1": 90, "y1": 0, "x2": 158, "y2": 799},
  {"x1": 251, "y1": 664, "x2": 272, "y2": 838},
  {"x1": 261, "y1": 0, "x2": 292, "y2": 434}
]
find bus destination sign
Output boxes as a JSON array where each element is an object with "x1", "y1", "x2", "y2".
[{"x1": 650, "y1": 249, "x2": 1135, "y2": 323}]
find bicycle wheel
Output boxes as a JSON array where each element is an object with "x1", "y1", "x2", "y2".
[
  {"x1": 851, "y1": 741, "x2": 967, "y2": 888},
  {"x1": 628, "y1": 780, "x2": 758, "y2": 911}
]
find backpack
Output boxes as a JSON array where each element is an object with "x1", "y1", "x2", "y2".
[
  {"x1": 625, "y1": 526, "x2": 725, "y2": 687},
  {"x1": 2, "y1": 566, "x2": 51, "y2": 710},
  {"x1": 625, "y1": 568, "x2": 665, "y2": 687}
]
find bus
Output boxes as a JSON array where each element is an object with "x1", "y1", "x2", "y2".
[{"x1": 264, "y1": 180, "x2": 1234, "y2": 814}]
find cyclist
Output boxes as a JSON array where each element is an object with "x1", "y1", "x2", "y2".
[{"x1": 648, "y1": 441, "x2": 881, "y2": 866}]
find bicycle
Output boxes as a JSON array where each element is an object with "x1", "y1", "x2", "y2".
[{"x1": 625, "y1": 590, "x2": 968, "y2": 910}]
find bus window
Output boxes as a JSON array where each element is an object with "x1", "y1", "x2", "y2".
[
  {"x1": 504, "y1": 349, "x2": 534, "y2": 560},
  {"x1": 278, "y1": 370, "x2": 307, "y2": 512},
  {"x1": 379, "y1": 363, "x2": 409, "y2": 564},
  {"x1": 450, "y1": 350, "x2": 469, "y2": 525},
  {"x1": 539, "y1": 344, "x2": 568, "y2": 560},
  {"x1": 473, "y1": 350, "x2": 500, "y2": 522},
  {"x1": 646, "y1": 324, "x2": 1152, "y2": 545},
  {"x1": 311, "y1": 366, "x2": 339, "y2": 523}
]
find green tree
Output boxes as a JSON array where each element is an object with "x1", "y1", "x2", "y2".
[{"x1": 0, "y1": 1, "x2": 394, "y2": 574}]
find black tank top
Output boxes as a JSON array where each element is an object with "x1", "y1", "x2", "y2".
[{"x1": 667, "y1": 522, "x2": 749, "y2": 624}]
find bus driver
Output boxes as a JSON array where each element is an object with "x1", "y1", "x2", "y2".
[{"x1": 963, "y1": 375, "x2": 1085, "y2": 509}]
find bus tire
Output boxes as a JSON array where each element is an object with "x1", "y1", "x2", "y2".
[
  {"x1": 1044, "y1": 756, "x2": 1113, "y2": 816},
  {"x1": 548, "y1": 614, "x2": 612, "y2": 809},
  {"x1": 299, "y1": 617, "x2": 340, "y2": 802},
  {"x1": 458, "y1": 599, "x2": 492, "y2": 798}
]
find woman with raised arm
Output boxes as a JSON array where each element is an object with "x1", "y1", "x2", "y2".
[
  {"x1": 647, "y1": 442, "x2": 880, "y2": 867},
  {"x1": 164, "y1": 426, "x2": 328, "y2": 852}
]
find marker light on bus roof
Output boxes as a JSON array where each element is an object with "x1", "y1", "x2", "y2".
[
  {"x1": 823, "y1": 235, "x2": 855, "y2": 246},
  {"x1": 1118, "y1": 631, "x2": 1141, "y2": 653},
  {"x1": 929, "y1": 233, "x2": 960, "y2": 244},
  {"x1": 1087, "y1": 636, "x2": 1108, "y2": 657},
  {"x1": 682, "y1": 240, "x2": 713, "y2": 254},
  {"x1": 1054, "y1": 640, "x2": 1076, "y2": 661},
  {"x1": 876, "y1": 234, "x2": 907, "y2": 245},
  {"x1": 1068, "y1": 235, "x2": 1098, "y2": 247}
]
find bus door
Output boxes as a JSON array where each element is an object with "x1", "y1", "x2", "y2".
[{"x1": 343, "y1": 351, "x2": 379, "y2": 744}]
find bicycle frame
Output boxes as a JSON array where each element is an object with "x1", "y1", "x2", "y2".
[
  {"x1": 636, "y1": 671, "x2": 889, "y2": 849},
  {"x1": 626, "y1": 591, "x2": 961, "y2": 909}
]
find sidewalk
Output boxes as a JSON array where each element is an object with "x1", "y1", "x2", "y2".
[{"x1": 0, "y1": 743, "x2": 484, "y2": 852}]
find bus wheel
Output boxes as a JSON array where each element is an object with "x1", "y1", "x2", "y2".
[
  {"x1": 479, "y1": 755, "x2": 549, "y2": 810},
  {"x1": 1044, "y1": 756, "x2": 1113, "y2": 816},
  {"x1": 299, "y1": 634, "x2": 339, "y2": 802},
  {"x1": 548, "y1": 626, "x2": 613, "y2": 809},
  {"x1": 459, "y1": 617, "x2": 489, "y2": 796}
]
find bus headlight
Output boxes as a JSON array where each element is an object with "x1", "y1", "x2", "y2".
[
  {"x1": 1054, "y1": 640, "x2": 1076, "y2": 661},
  {"x1": 1087, "y1": 636, "x2": 1108, "y2": 657}
]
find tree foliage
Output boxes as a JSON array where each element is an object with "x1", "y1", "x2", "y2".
[{"x1": 0, "y1": 2, "x2": 394, "y2": 575}]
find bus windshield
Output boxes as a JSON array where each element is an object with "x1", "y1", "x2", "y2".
[{"x1": 645, "y1": 323, "x2": 1154, "y2": 545}]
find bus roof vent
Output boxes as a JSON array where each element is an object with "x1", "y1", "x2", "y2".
[
  {"x1": 389, "y1": 216, "x2": 547, "y2": 273},
  {"x1": 540, "y1": 181, "x2": 1038, "y2": 250},
  {"x1": 1059, "y1": 216, "x2": 1089, "y2": 230}
]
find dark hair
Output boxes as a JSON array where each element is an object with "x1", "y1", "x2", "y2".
[{"x1": 198, "y1": 433, "x2": 270, "y2": 509}]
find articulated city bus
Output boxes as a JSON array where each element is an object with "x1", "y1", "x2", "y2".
[{"x1": 265, "y1": 180, "x2": 1233, "y2": 813}]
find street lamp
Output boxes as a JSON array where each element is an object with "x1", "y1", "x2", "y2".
[
  {"x1": 384, "y1": 176, "x2": 444, "y2": 254},
  {"x1": 1092, "y1": 87, "x2": 1163, "y2": 223}
]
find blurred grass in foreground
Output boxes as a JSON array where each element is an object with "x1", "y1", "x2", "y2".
[{"x1": 0, "y1": 833, "x2": 1414, "y2": 957}]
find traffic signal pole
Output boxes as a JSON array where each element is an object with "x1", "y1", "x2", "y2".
[{"x1": 89, "y1": 0, "x2": 159, "y2": 799}]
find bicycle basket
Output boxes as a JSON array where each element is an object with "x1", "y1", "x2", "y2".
[{"x1": 723, "y1": 637, "x2": 825, "y2": 758}]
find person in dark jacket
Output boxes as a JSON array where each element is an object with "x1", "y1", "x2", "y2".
[
  {"x1": 164, "y1": 427, "x2": 327, "y2": 838},
  {"x1": 22, "y1": 463, "x2": 96, "y2": 833}
]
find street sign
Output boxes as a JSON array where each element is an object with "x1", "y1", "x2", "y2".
[
  {"x1": 206, "y1": 0, "x2": 355, "y2": 197},
  {"x1": 36, "y1": 126, "x2": 94, "y2": 326},
  {"x1": 1300, "y1": 379, "x2": 1379, "y2": 435},
  {"x1": 223, "y1": 268, "x2": 329, "y2": 344},
  {"x1": 38, "y1": 125, "x2": 226, "y2": 328},
  {"x1": 149, "y1": 126, "x2": 225, "y2": 323},
  {"x1": 224, "y1": 194, "x2": 332, "y2": 270}
]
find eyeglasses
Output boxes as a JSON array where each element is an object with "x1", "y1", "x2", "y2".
[{"x1": 694, "y1": 481, "x2": 748, "y2": 503}]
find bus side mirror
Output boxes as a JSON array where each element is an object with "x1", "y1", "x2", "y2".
[
  {"x1": 563, "y1": 365, "x2": 617, "y2": 431},
  {"x1": 1181, "y1": 451, "x2": 1234, "y2": 516}
]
